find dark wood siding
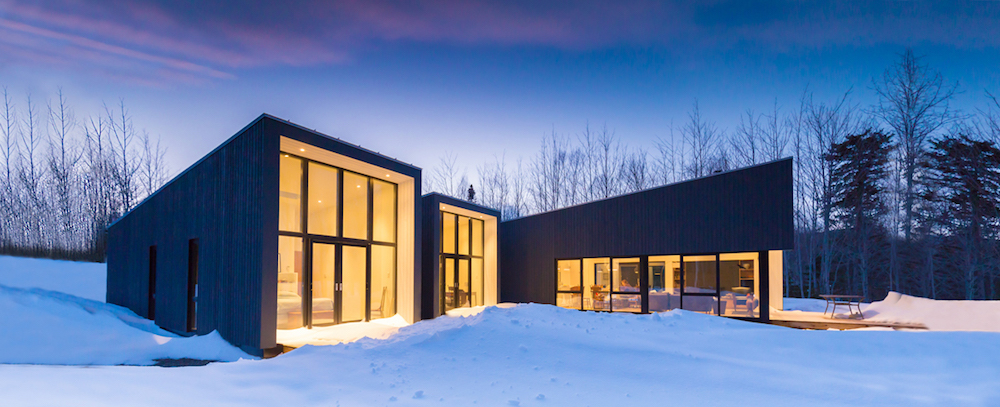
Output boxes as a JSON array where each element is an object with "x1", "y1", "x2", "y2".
[
  {"x1": 107, "y1": 115, "x2": 422, "y2": 355},
  {"x1": 498, "y1": 158, "x2": 794, "y2": 304},
  {"x1": 108, "y1": 117, "x2": 278, "y2": 356}
]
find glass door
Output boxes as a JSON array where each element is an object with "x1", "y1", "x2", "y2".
[
  {"x1": 310, "y1": 242, "x2": 369, "y2": 326},
  {"x1": 340, "y1": 245, "x2": 367, "y2": 323},
  {"x1": 311, "y1": 242, "x2": 337, "y2": 326}
]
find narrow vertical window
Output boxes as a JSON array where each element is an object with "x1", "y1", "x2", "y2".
[
  {"x1": 187, "y1": 239, "x2": 199, "y2": 333},
  {"x1": 148, "y1": 245, "x2": 157, "y2": 320}
]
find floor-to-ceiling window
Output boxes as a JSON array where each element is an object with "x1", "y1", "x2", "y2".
[
  {"x1": 555, "y1": 252, "x2": 762, "y2": 319},
  {"x1": 277, "y1": 152, "x2": 397, "y2": 330},
  {"x1": 440, "y1": 211, "x2": 485, "y2": 313}
]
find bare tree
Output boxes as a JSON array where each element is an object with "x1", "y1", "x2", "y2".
[
  {"x1": 138, "y1": 130, "x2": 168, "y2": 197},
  {"x1": 0, "y1": 88, "x2": 19, "y2": 247},
  {"x1": 620, "y1": 148, "x2": 650, "y2": 193},
  {"x1": 46, "y1": 89, "x2": 82, "y2": 250},
  {"x1": 477, "y1": 153, "x2": 511, "y2": 214},
  {"x1": 762, "y1": 99, "x2": 790, "y2": 161},
  {"x1": 682, "y1": 100, "x2": 725, "y2": 178},
  {"x1": 590, "y1": 124, "x2": 621, "y2": 199},
  {"x1": 18, "y1": 94, "x2": 46, "y2": 248},
  {"x1": 873, "y1": 48, "x2": 959, "y2": 242},
  {"x1": 731, "y1": 109, "x2": 762, "y2": 167},
  {"x1": 529, "y1": 130, "x2": 571, "y2": 212},
  {"x1": 107, "y1": 100, "x2": 139, "y2": 213},
  {"x1": 653, "y1": 125, "x2": 682, "y2": 186}
]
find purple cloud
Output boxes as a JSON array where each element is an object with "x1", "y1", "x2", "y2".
[{"x1": 0, "y1": 0, "x2": 998, "y2": 85}]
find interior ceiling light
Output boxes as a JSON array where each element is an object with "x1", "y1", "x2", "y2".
[{"x1": 299, "y1": 148, "x2": 305, "y2": 152}]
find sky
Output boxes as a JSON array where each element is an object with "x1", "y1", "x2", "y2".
[{"x1": 1, "y1": 0, "x2": 1000, "y2": 181}]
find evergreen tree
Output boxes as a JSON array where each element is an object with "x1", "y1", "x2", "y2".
[
  {"x1": 827, "y1": 130, "x2": 893, "y2": 299},
  {"x1": 924, "y1": 135, "x2": 1000, "y2": 299}
]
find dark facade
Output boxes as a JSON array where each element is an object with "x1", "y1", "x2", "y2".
[
  {"x1": 107, "y1": 114, "x2": 422, "y2": 356},
  {"x1": 420, "y1": 193, "x2": 501, "y2": 319},
  {"x1": 499, "y1": 158, "x2": 794, "y2": 317}
]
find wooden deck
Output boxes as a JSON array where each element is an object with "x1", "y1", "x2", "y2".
[{"x1": 768, "y1": 311, "x2": 927, "y2": 330}]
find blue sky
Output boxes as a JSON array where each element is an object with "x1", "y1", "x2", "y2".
[{"x1": 2, "y1": 1, "x2": 999, "y2": 178}]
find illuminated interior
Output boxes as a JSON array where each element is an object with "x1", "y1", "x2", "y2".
[
  {"x1": 556, "y1": 251, "x2": 780, "y2": 319},
  {"x1": 438, "y1": 203, "x2": 498, "y2": 314},
  {"x1": 276, "y1": 136, "x2": 416, "y2": 333}
]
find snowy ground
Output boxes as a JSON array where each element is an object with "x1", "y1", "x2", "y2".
[
  {"x1": 782, "y1": 294, "x2": 1000, "y2": 332},
  {"x1": 2, "y1": 255, "x2": 1000, "y2": 405},
  {"x1": 0, "y1": 256, "x2": 250, "y2": 365}
]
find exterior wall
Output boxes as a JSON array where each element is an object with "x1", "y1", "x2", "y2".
[
  {"x1": 108, "y1": 114, "x2": 423, "y2": 355},
  {"x1": 107, "y1": 117, "x2": 277, "y2": 356},
  {"x1": 420, "y1": 193, "x2": 501, "y2": 319},
  {"x1": 499, "y1": 158, "x2": 794, "y2": 306}
]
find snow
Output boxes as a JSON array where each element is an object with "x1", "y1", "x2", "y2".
[
  {"x1": 0, "y1": 285, "x2": 251, "y2": 365},
  {"x1": 0, "y1": 255, "x2": 106, "y2": 301},
  {"x1": 0, "y1": 255, "x2": 251, "y2": 365},
  {"x1": 782, "y1": 297, "x2": 831, "y2": 312},
  {"x1": 2, "y1": 303, "x2": 1000, "y2": 406},
  {"x1": 2, "y1": 255, "x2": 1000, "y2": 405},
  {"x1": 864, "y1": 291, "x2": 1000, "y2": 332}
]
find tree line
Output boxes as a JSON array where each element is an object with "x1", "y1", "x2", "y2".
[
  {"x1": 427, "y1": 49, "x2": 1000, "y2": 301},
  {"x1": 0, "y1": 87, "x2": 168, "y2": 262}
]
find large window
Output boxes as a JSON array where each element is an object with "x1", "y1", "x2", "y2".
[
  {"x1": 440, "y1": 212, "x2": 485, "y2": 313},
  {"x1": 554, "y1": 252, "x2": 765, "y2": 319},
  {"x1": 277, "y1": 152, "x2": 397, "y2": 330},
  {"x1": 720, "y1": 253, "x2": 759, "y2": 318}
]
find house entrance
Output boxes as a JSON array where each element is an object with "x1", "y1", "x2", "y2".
[{"x1": 308, "y1": 242, "x2": 368, "y2": 327}]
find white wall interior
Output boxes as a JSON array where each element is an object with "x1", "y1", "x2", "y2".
[{"x1": 769, "y1": 250, "x2": 784, "y2": 311}]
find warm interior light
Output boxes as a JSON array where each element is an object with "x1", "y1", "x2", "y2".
[
  {"x1": 283, "y1": 154, "x2": 289, "y2": 157},
  {"x1": 299, "y1": 148, "x2": 305, "y2": 152},
  {"x1": 386, "y1": 174, "x2": 391, "y2": 177},
  {"x1": 317, "y1": 200, "x2": 322, "y2": 203},
  {"x1": 357, "y1": 185, "x2": 361, "y2": 188}
]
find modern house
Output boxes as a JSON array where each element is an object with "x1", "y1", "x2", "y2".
[{"x1": 106, "y1": 114, "x2": 793, "y2": 357}]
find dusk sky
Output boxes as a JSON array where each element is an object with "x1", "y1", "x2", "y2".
[{"x1": 2, "y1": 1, "x2": 1000, "y2": 180}]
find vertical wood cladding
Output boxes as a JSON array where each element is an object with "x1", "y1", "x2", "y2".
[
  {"x1": 107, "y1": 114, "x2": 423, "y2": 355},
  {"x1": 107, "y1": 117, "x2": 277, "y2": 356},
  {"x1": 498, "y1": 158, "x2": 794, "y2": 304}
]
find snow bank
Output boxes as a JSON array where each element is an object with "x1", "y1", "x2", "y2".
[
  {"x1": 864, "y1": 291, "x2": 1000, "y2": 332},
  {"x1": 2, "y1": 303, "x2": 998, "y2": 406},
  {"x1": 0, "y1": 285, "x2": 251, "y2": 365},
  {"x1": 0, "y1": 255, "x2": 106, "y2": 301},
  {"x1": 782, "y1": 297, "x2": 830, "y2": 312}
]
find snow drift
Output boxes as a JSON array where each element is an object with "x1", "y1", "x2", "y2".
[
  {"x1": 2, "y1": 303, "x2": 999, "y2": 406},
  {"x1": 864, "y1": 291, "x2": 1000, "y2": 332},
  {"x1": 0, "y1": 284, "x2": 251, "y2": 365}
]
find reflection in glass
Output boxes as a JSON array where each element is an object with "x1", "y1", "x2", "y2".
[
  {"x1": 720, "y1": 252, "x2": 759, "y2": 318},
  {"x1": 472, "y1": 258, "x2": 484, "y2": 307},
  {"x1": 458, "y1": 216, "x2": 470, "y2": 255},
  {"x1": 648, "y1": 255, "x2": 681, "y2": 312},
  {"x1": 341, "y1": 245, "x2": 367, "y2": 322},
  {"x1": 279, "y1": 155, "x2": 302, "y2": 232},
  {"x1": 276, "y1": 236, "x2": 304, "y2": 329},
  {"x1": 308, "y1": 163, "x2": 338, "y2": 236},
  {"x1": 343, "y1": 172, "x2": 369, "y2": 240},
  {"x1": 442, "y1": 213, "x2": 456, "y2": 254},
  {"x1": 582, "y1": 258, "x2": 610, "y2": 311},
  {"x1": 372, "y1": 179, "x2": 396, "y2": 243},
  {"x1": 684, "y1": 255, "x2": 717, "y2": 293},
  {"x1": 371, "y1": 245, "x2": 395, "y2": 318},
  {"x1": 472, "y1": 219, "x2": 483, "y2": 256},
  {"x1": 311, "y1": 243, "x2": 337, "y2": 325}
]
